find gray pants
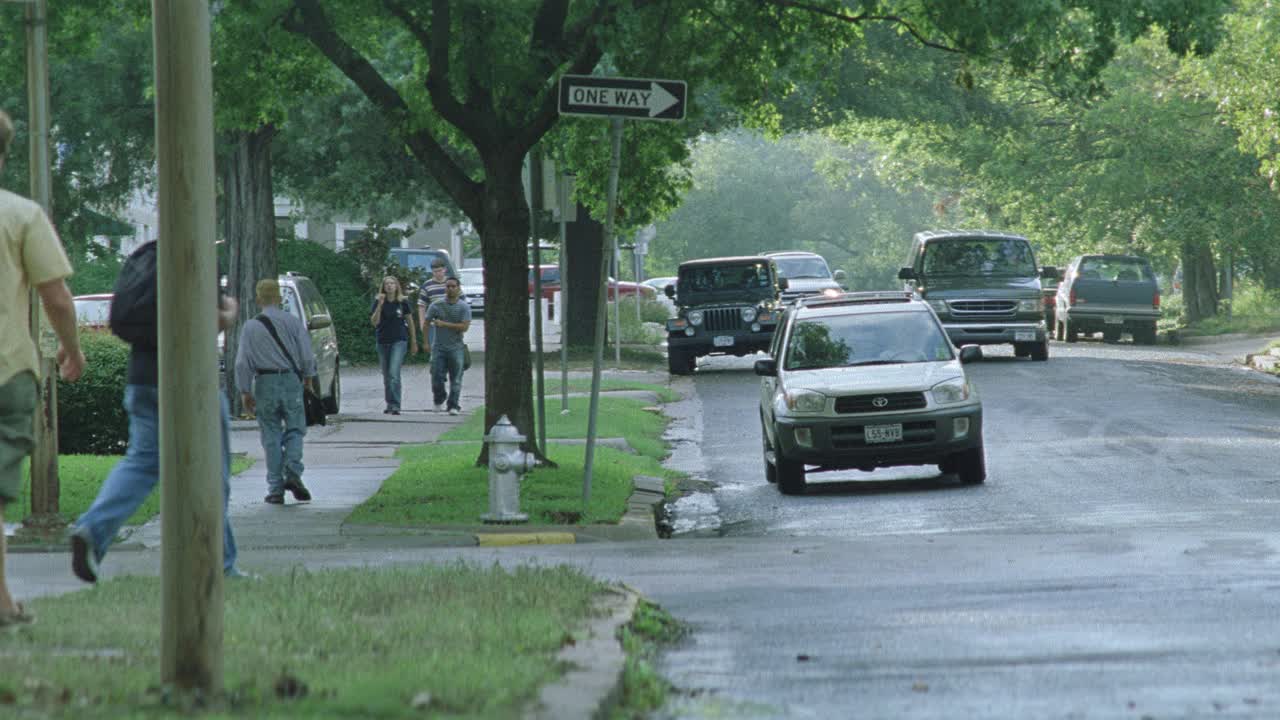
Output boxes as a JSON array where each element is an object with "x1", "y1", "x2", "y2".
[{"x1": 254, "y1": 373, "x2": 306, "y2": 494}]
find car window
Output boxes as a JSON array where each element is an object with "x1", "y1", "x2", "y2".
[
  {"x1": 784, "y1": 311, "x2": 953, "y2": 370},
  {"x1": 921, "y1": 238, "x2": 1037, "y2": 277},
  {"x1": 1077, "y1": 257, "x2": 1155, "y2": 282},
  {"x1": 679, "y1": 263, "x2": 772, "y2": 293},
  {"x1": 280, "y1": 286, "x2": 304, "y2": 322},
  {"x1": 459, "y1": 269, "x2": 484, "y2": 287},
  {"x1": 772, "y1": 255, "x2": 831, "y2": 280},
  {"x1": 770, "y1": 311, "x2": 789, "y2": 358},
  {"x1": 74, "y1": 299, "x2": 111, "y2": 326}
]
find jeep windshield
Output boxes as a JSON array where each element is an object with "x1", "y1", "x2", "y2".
[
  {"x1": 677, "y1": 263, "x2": 774, "y2": 301},
  {"x1": 784, "y1": 311, "x2": 954, "y2": 370},
  {"x1": 772, "y1": 255, "x2": 832, "y2": 280},
  {"x1": 920, "y1": 238, "x2": 1037, "y2": 277}
]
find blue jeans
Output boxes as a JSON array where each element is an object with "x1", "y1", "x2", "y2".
[
  {"x1": 254, "y1": 373, "x2": 306, "y2": 494},
  {"x1": 75, "y1": 384, "x2": 237, "y2": 572},
  {"x1": 377, "y1": 340, "x2": 407, "y2": 411},
  {"x1": 431, "y1": 346, "x2": 465, "y2": 411}
]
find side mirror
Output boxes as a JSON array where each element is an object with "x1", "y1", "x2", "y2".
[
  {"x1": 664, "y1": 284, "x2": 676, "y2": 299},
  {"x1": 833, "y1": 269, "x2": 847, "y2": 282},
  {"x1": 958, "y1": 345, "x2": 982, "y2": 364},
  {"x1": 1040, "y1": 266, "x2": 1058, "y2": 280},
  {"x1": 898, "y1": 267, "x2": 916, "y2": 280},
  {"x1": 307, "y1": 313, "x2": 333, "y2": 330},
  {"x1": 753, "y1": 358, "x2": 778, "y2": 377},
  {"x1": 777, "y1": 277, "x2": 790, "y2": 290}
]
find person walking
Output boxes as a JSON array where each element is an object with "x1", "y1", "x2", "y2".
[
  {"x1": 416, "y1": 257, "x2": 449, "y2": 358},
  {"x1": 371, "y1": 275, "x2": 416, "y2": 414},
  {"x1": 69, "y1": 248, "x2": 251, "y2": 582},
  {"x1": 423, "y1": 276, "x2": 471, "y2": 415},
  {"x1": 234, "y1": 279, "x2": 317, "y2": 505},
  {"x1": 0, "y1": 109, "x2": 86, "y2": 621}
]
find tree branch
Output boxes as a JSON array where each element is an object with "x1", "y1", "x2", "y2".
[
  {"x1": 768, "y1": 0, "x2": 963, "y2": 54},
  {"x1": 517, "y1": 1, "x2": 611, "y2": 150},
  {"x1": 283, "y1": 0, "x2": 481, "y2": 217},
  {"x1": 381, "y1": 0, "x2": 431, "y2": 53}
]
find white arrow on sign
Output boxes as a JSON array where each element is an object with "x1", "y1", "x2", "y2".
[{"x1": 568, "y1": 82, "x2": 680, "y2": 118}]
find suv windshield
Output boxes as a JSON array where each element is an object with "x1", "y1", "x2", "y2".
[
  {"x1": 1077, "y1": 257, "x2": 1155, "y2": 282},
  {"x1": 678, "y1": 263, "x2": 773, "y2": 299},
  {"x1": 921, "y1": 238, "x2": 1036, "y2": 277},
  {"x1": 773, "y1": 255, "x2": 831, "y2": 280},
  {"x1": 785, "y1": 311, "x2": 953, "y2": 370}
]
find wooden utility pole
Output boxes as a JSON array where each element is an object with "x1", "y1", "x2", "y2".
[{"x1": 153, "y1": 0, "x2": 223, "y2": 693}]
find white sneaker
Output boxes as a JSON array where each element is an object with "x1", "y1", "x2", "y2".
[
  {"x1": 434, "y1": 403, "x2": 444, "y2": 413},
  {"x1": 448, "y1": 407, "x2": 460, "y2": 416}
]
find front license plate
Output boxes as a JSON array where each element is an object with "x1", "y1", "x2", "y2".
[
  {"x1": 1015, "y1": 330, "x2": 1037, "y2": 342},
  {"x1": 865, "y1": 424, "x2": 903, "y2": 444},
  {"x1": 713, "y1": 335, "x2": 734, "y2": 347},
  {"x1": 1104, "y1": 315, "x2": 1123, "y2": 325}
]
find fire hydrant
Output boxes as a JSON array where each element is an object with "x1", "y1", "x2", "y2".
[{"x1": 481, "y1": 415, "x2": 536, "y2": 523}]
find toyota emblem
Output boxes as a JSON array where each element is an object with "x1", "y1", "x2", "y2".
[{"x1": 872, "y1": 396, "x2": 889, "y2": 408}]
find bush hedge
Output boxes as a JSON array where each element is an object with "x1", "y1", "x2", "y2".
[{"x1": 57, "y1": 330, "x2": 130, "y2": 455}]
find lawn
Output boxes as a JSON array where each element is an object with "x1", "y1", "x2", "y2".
[
  {"x1": 538, "y1": 374, "x2": 680, "y2": 403},
  {"x1": 2, "y1": 564, "x2": 606, "y2": 718},
  {"x1": 439, "y1": 395, "x2": 671, "y2": 459},
  {"x1": 11, "y1": 454, "x2": 254, "y2": 527}
]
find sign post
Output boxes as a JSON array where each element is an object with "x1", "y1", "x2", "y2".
[{"x1": 560, "y1": 75, "x2": 685, "y2": 507}]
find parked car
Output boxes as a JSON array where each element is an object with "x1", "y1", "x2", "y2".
[
  {"x1": 898, "y1": 230, "x2": 1056, "y2": 361},
  {"x1": 528, "y1": 265, "x2": 656, "y2": 302},
  {"x1": 73, "y1": 293, "x2": 113, "y2": 330},
  {"x1": 1054, "y1": 254, "x2": 1161, "y2": 344},
  {"x1": 1040, "y1": 268, "x2": 1062, "y2": 328},
  {"x1": 762, "y1": 250, "x2": 847, "y2": 303},
  {"x1": 388, "y1": 247, "x2": 458, "y2": 279},
  {"x1": 642, "y1": 276, "x2": 678, "y2": 294},
  {"x1": 458, "y1": 267, "x2": 485, "y2": 317},
  {"x1": 754, "y1": 291, "x2": 985, "y2": 495},
  {"x1": 664, "y1": 256, "x2": 786, "y2": 375}
]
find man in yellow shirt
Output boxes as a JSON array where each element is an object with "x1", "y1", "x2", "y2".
[{"x1": 0, "y1": 109, "x2": 85, "y2": 626}]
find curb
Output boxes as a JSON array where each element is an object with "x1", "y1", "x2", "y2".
[{"x1": 525, "y1": 584, "x2": 640, "y2": 720}]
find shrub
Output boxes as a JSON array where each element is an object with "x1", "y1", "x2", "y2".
[
  {"x1": 57, "y1": 331, "x2": 129, "y2": 455},
  {"x1": 277, "y1": 240, "x2": 379, "y2": 364},
  {"x1": 68, "y1": 250, "x2": 122, "y2": 296}
]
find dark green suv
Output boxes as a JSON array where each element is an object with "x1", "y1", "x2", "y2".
[
  {"x1": 898, "y1": 230, "x2": 1057, "y2": 361},
  {"x1": 664, "y1": 256, "x2": 787, "y2": 375}
]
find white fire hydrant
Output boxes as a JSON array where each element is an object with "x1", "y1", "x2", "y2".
[{"x1": 481, "y1": 415, "x2": 536, "y2": 523}]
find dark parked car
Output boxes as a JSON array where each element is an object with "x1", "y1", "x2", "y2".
[
  {"x1": 664, "y1": 256, "x2": 786, "y2": 375},
  {"x1": 1054, "y1": 254, "x2": 1161, "y2": 344},
  {"x1": 898, "y1": 230, "x2": 1056, "y2": 361}
]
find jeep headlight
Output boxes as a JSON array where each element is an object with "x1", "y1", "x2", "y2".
[
  {"x1": 931, "y1": 377, "x2": 971, "y2": 405},
  {"x1": 927, "y1": 299, "x2": 948, "y2": 315},
  {"x1": 784, "y1": 389, "x2": 827, "y2": 414},
  {"x1": 741, "y1": 306, "x2": 757, "y2": 322},
  {"x1": 688, "y1": 310, "x2": 704, "y2": 326},
  {"x1": 1017, "y1": 299, "x2": 1041, "y2": 312}
]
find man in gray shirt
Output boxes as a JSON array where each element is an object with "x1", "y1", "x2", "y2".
[
  {"x1": 424, "y1": 276, "x2": 471, "y2": 415},
  {"x1": 234, "y1": 279, "x2": 318, "y2": 504}
]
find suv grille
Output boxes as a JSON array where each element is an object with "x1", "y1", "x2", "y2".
[
  {"x1": 947, "y1": 299, "x2": 1016, "y2": 318},
  {"x1": 702, "y1": 307, "x2": 745, "y2": 332},
  {"x1": 831, "y1": 421, "x2": 936, "y2": 448},
  {"x1": 834, "y1": 392, "x2": 927, "y2": 414}
]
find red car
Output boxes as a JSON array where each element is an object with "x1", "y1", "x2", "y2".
[{"x1": 528, "y1": 265, "x2": 656, "y2": 302}]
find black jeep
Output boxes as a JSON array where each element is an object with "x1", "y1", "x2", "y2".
[{"x1": 663, "y1": 256, "x2": 787, "y2": 375}]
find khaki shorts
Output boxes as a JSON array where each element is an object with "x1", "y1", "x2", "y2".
[{"x1": 0, "y1": 372, "x2": 37, "y2": 504}]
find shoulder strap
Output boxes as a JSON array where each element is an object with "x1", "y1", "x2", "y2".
[{"x1": 256, "y1": 314, "x2": 303, "y2": 382}]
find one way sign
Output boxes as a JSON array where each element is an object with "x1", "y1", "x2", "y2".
[{"x1": 558, "y1": 75, "x2": 687, "y2": 121}]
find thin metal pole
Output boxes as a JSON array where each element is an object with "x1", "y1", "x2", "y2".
[
  {"x1": 584, "y1": 118, "x2": 624, "y2": 507},
  {"x1": 558, "y1": 173, "x2": 569, "y2": 414},
  {"x1": 154, "y1": 0, "x2": 223, "y2": 693},
  {"x1": 530, "y1": 149, "x2": 546, "y2": 453},
  {"x1": 613, "y1": 245, "x2": 621, "y2": 365},
  {"x1": 634, "y1": 247, "x2": 642, "y2": 325}
]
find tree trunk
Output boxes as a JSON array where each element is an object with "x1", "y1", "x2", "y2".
[
  {"x1": 476, "y1": 152, "x2": 545, "y2": 465},
  {"x1": 563, "y1": 203, "x2": 604, "y2": 349},
  {"x1": 1179, "y1": 241, "x2": 1219, "y2": 323},
  {"x1": 221, "y1": 126, "x2": 278, "y2": 415}
]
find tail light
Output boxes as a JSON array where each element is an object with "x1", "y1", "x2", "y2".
[
  {"x1": 1153, "y1": 291, "x2": 1161, "y2": 310},
  {"x1": 1043, "y1": 295, "x2": 1052, "y2": 308},
  {"x1": 1069, "y1": 287, "x2": 1078, "y2": 306}
]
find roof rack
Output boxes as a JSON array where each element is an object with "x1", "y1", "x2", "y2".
[{"x1": 795, "y1": 291, "x2": 916, "y2": 308}]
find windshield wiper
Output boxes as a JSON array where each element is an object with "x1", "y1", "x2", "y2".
[{"x1": 847, "y1": 360, "x2": 901, "y2": 367}]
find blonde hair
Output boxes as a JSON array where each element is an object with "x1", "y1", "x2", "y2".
[
  {"x1": 0, "y1": 110, "x2": 13, "y2": 158},
  {"x1": 256, "y1": 278, "x2": 282, "y2": 307},
  {"x1": 380, "y1": 275, "x2": 406, "y2": 302}
]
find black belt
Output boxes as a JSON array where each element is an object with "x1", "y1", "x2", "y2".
[{"x1": 256, "y1": 369, "x2": 293, "y2": 375}]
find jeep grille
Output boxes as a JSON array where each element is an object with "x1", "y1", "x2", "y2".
[
  {"x1": 701, "y1": 307, "x2": 746, "y2": 332},
  {"x1": 834, "y1": 392, "x2": 927, "y2": 414},
  {"x1": 947, "y1": 299, "x2": 1016, "y2": 318}
]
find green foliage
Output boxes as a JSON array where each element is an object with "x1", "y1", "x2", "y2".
[
  {"x1": 612, "y1": 601, "x2": 686, "y2": 720},
  {"x1": 276, "y1": 239, "x2": 377, "y2": 364},
  {"x1": 607, "y1": 298, "x2": 668, "y2": 345},
  {"x1": 57, "y1": 331, "x2": 129, "y2": 455},
  {"x1": 440, "y1": 395, "x2": 671, "y2": 460},
  {"x1": 67, "y1": 248, "x2": 122, "y2": 296}
]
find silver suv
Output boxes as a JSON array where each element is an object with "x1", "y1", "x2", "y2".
[{"x1": 755, "y1": 291, "x2": 985, "y2": 495}]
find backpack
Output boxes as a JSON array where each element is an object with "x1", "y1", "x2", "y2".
[{"x1": 108, "y1": 240, "x2": 158, "y2": 348}]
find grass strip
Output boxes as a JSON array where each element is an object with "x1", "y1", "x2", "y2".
[
  {"x1": 539, "y1": 375, "x2": 679, "y2": 404},
  {"x1": 439, "y1": 395, "x2": 670, "y2": 460},
  {"x1": 13, "y1": 454, "x2": 254, "y2": 527},
  {"x1": 610, "y1": 600, "x2": 687, "y2": 719},
  {"x1": 347, "y1": 441, "x2": 676, "y2": 526},
  {"x1": 2, "y1": 564, "x2": 604, "y2": 718}
]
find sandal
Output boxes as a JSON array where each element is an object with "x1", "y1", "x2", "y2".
[{"x1": 0, "y1": 603, "x2": 35, "y2": 628}]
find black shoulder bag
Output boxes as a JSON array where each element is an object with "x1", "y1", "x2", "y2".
[{"x1": 256, "y1": 314, "x2": 326, "y2": 427}]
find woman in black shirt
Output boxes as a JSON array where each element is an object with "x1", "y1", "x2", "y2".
[{"x1": 370, "y1": 275, "x2": 417, "y2": 414}]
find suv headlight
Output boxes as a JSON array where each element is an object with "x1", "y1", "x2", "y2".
[
  {"x1": 1016, "y1": 299, "x2": 1041, "y2": 312},
  {"x1": 931, "y1": 377, "x2": 971, "y2": 405},
  {"x1": 927, "y1": 299, "x2": 948, "y2": 315},
  {"x1": 741, "y1": 306, "x2": 757, "y2": 322},
  {"x1": 784, "y1": 389, "x2": 827, "y2": 414},
  {"x1": 688, "y1": 310, "x2": 704, "y2": 326}
]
